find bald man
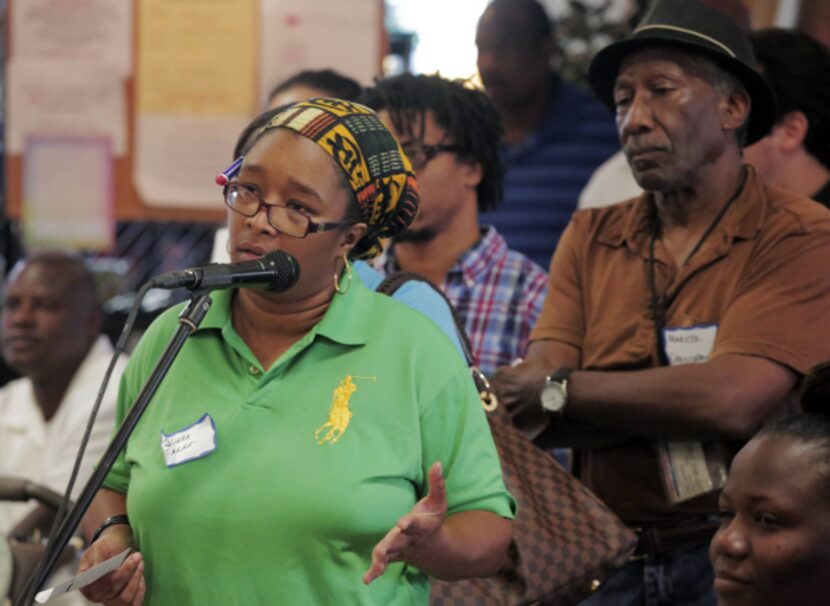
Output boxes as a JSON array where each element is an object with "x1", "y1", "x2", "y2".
[{"x1": 0, "y1": 252, "x2": 126, "y2": 541}]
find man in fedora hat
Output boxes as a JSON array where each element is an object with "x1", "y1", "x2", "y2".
[{"x1": 493, "y1": 0, "x2": 830, "y2": 603}]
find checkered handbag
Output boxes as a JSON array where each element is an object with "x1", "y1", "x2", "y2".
[
  {"x1": 375, "y1": 272, "x2": 637, "y2": 605},
  {"x1": 430, "y1": 401, "x2": 637, "y2": 605}
]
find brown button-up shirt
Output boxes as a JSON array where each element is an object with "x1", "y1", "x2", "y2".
[{"x1": 532, "y1": 166, "x2": 830, "y2": 524}]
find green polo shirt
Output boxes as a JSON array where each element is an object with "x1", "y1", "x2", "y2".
[{"x1": 104, "y1": 274, "x2": 515, "y2": 605}]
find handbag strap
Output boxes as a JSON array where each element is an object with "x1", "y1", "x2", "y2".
[{"x1": 375, "y1": 271, "x2": 498, "y2": 410}]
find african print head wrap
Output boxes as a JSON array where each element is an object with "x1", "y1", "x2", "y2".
[{"x1": 248, "y1": 98, "x2": 419, "y2": 260}]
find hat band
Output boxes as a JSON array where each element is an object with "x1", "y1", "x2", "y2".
[{"x1": 633, "y1": 24, "x2": 736, "y2": 58}]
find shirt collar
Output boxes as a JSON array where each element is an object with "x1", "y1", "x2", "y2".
[
  {"x1": 0, "y1": 380, "x2": 42, "y2": 432},
  {"x1": 195, "y1": 264, "x2": 374, "y2": 348},
  {"x1": 63, "y1": 336, "x2": 113, "y2": 402},
  {"x1": 0, "y1": 336, "x2": 114, "y2": 434},
  {"x1": 314, "y1": 267, "x2": 374, "y2": 346},
  {"x1": 450, "y1": 226, "x2": 509, "y2": 285},
  {"x1": 382, "y1": 226, "x2": 509, "y2": 286},
  {"x1": 197, "y1": 288, "x2": 234, "y2": 331},
  {"x1": 595, "y1": 165, "x2": 766, "y2": 254}
]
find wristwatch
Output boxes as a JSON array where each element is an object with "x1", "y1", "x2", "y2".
[{"x1": 540, "y1": 368, "x2": 572, "y2": 416}]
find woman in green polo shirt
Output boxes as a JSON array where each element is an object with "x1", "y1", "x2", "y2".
[{"x1": 78, "y1": 99, "x2": 515, "y2": 605}]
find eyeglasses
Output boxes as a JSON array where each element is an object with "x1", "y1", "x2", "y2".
[
  {"x1": 224, "y1": 183, "x2": 355, "y2": 238},
  {"x1": 401, "y1": 142, "x2": 463, "y2": 171}
]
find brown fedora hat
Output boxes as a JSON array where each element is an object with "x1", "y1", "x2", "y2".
[{"x1": 588, "y1": 0, "x2": 776, "y2": 144}]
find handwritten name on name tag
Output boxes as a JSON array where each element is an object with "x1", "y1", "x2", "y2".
[
  {"x1": 161, "y1": 413, "x2": 217, "y2": 468},
  {"x1": 658, "y1": 324, "x2": 725, "y2": 503},
  {"x1": 662, "y1": 324, "x2": 718, "y2": 366}
]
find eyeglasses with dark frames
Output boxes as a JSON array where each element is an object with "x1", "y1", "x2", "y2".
[
  {"x1": 401, "y1": 141, "x2": 463, "y2": 170},
  {"x1": 224, "y1": 183, "x2": 355, "y2": 238}
]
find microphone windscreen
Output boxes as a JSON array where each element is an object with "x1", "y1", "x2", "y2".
[{"x1": 263, "y1": 250, "x2": 300, "y2": 293}]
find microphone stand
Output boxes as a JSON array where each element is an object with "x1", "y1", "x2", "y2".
[{"x1": 16, "y1": 292, "x2": 214, "y2": 606}]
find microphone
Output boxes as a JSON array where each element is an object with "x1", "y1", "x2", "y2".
[{"x1": 149, "y1": 250, "x2": 300, "y2": 292}]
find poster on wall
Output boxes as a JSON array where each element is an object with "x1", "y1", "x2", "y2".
[
  {"x1": 260, "y1": 0, "x2": 381, "y2": 104},
  {"x1": 6, "y1": 61, "x2": 126, "y2": 156},
  {"x1": 22, "y1": 136, "x2": 115, "y2": 251},
  {"x1": 4, "y1": 0, "x2": 382, "y2": 220},
  {"x1": 10, "y1": 0, "x2": 132, "y2": 75},
  {"x1": 5, "y1": 0, "x2": 128, "y2": 248},
  {"x1": 133, "y1": 0, "x2": 257, "y2": 209}
]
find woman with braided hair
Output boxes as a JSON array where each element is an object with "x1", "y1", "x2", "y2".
[{"x1": 710, "y1": 363, "x2": 830, "y2": 605}]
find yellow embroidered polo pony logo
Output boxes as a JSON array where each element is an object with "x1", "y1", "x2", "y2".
[{"x1": 315, "y1": 375, "x2": 376, "y2": 445}]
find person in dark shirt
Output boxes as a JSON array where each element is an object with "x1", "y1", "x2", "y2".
[
  {"x1": 474, "y1": 0, "x2": 619, "y2": 269},
  {"x1": 744, "y1": 28, "x2": 830, "y2": 208}
]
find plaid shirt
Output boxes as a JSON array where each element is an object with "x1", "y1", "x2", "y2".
[{"x1": 382, "y1": 227, "x2": 548, "y2": 377}]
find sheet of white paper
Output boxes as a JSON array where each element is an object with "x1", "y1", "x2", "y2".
[
  {"x1": 134, "y1": 114, "x2": 246, "y2": 209},
  {"x1": 23, "y1": 136, "x2": 115, "y2": 251},
  {"x1": 657, "y1": 324, "x2": 724, "y2": 503},
  {"x1": 136, "y1": 0, "x2": 256, "y2": 116},
  {"x1": 133, "y1": 0, "x2": 255, "y2": 209},
  {"x1": 260, "y1": 0, "x2": 380, "y2": 104},
  {"x1": 657, "y1": 440, "x2": 715, "y2": 503},
  {"x1": 11, "y1": 0, "x2": 132, "y2": 76},
  {"x1": 35, "y1": 548, "x2": 131, "y2": 604},
  {"x1": 6, "y1": 60, "x2": 127, "y2": 156}
]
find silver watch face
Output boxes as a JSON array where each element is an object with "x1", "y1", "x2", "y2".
[{"x1": 540, "y1": 381, "x2": 567, "y2": 413}]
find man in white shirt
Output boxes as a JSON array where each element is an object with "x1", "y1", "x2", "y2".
[{"x1": 0, "y1": 252, "x2": 124, "y2": 539}]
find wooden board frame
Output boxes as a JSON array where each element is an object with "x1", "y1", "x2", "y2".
[{"x1": 4, "y1": 0, "x2": 385, "y2": 223}]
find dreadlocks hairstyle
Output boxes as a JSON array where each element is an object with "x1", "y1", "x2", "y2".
[
  {"x1": 363, "y1": 73, "x2": 505, "y2": 213},
  {"x1": 755, "y1": 413, "x2": 830, "y2": 498},
  {"x1": 748, "y1": 361, "x2": 830, "y2": 498}
]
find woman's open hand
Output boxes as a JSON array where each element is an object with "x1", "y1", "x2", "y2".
[
  {"x1": 363, "y1": 461, "x2": 447, "y2": 584},
  {"x1": 79, "y1": 526, "x2": 144, "y2": 606}
]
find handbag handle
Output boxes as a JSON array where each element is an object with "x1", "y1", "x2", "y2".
[{"x1": 375, "y1": 271, "x2": 498, "y2": 411}]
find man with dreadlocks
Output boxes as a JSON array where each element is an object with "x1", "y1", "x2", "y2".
[{"x1": 364, "y1": 74, "x2": 548, "y2": 378}]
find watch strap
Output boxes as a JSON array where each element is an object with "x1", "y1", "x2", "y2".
[{"x1": 548, "y1": 367, "x2": 573, "y2": 385}]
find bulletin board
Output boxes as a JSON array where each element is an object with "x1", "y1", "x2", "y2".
[{"x1": 3, "y1": 0, "x2": 384, "y2": 245}]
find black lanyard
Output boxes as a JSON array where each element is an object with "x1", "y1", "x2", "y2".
[{"x1": 647, "y1": 169, "x2": 747, "y2": 365}]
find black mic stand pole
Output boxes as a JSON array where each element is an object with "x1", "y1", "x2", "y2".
[{"x1": 16, "y1": 292, "x2": 214, "y2": 606}]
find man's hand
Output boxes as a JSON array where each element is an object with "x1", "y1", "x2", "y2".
[
  {"x1": 492, "y1": 360, "x2": 550, "y2": 438},
  {"x1": 364, "y1": 461, "x2": 447, "y2": 585},
  {"x1": 79, "y1": 526, "x2": 144, "y2": 606}
]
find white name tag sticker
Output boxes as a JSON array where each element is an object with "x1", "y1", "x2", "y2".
[
  {"x1": 662, "y1": 324, "x2": 718, "y2": 366},
  {"x1": 161, "y1": 413, "x2": 217, "y2": 468},
  {"x1": 657, "y1": 324, "x2": 727, "y2": 503},
  {"x1": 657, "y1": 440, "x2": 715, "y2": 503}
]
